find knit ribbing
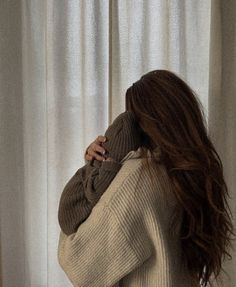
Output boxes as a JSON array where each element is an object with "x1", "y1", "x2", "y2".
[
  {"x1": 102, "y1": 111, "x2": 144, "y2": 162},
  {"x1": 58, "y1": 111, "x2": 144, "y2": 236},
  {"x1": 57, "y1": 153, "x2": 199, "y2": 287},
  {"x1": 58, "y1": 159, "x2": 122, "y2": 235}
]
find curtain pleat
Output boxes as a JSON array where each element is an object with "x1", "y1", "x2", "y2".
[{"x1": 0, "y1": 0, "x2": 235, "y2": 286}]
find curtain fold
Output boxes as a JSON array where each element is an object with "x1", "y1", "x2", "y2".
[{"x1": 0, "y1": 0, "x2": 235, "y2": 286}]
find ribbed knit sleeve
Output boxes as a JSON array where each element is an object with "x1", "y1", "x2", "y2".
[
  {"x1": 58, "y1": 159, "x2": 122, "y2": 236},
  {"x1": 57, "y1": 201, "x2": 153, "y2": 287}
]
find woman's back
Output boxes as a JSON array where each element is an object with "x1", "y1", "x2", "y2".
[
  {"x1": 57, "y1": 147, "x2": 199, "y2": 286},
  {"x1": 108, "y1": 151, "x2": 199, "y2": 287}
]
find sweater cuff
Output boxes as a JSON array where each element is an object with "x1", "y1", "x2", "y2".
[{"x1": 101, "y1": 160, "x2": 122, "y2": 172}]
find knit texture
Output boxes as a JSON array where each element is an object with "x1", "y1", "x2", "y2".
[
  {"x1": 102, "y1": 110, "x2": 144, "y2": 162},
  {"x1": 57, "y1": 146, "x2": 200, "y2": 287},
  {"x1": 58, "y1": 110, "x2": 144, "y2": 235}
]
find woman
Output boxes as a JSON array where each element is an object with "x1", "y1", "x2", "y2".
[{"x1": 57, "y1": 69, "x2": 235, "y2": 287}]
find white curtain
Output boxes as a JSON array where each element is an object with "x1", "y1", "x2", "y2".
[{"x1": 0, "y1": 0, "x2": 235, "y2": 286}]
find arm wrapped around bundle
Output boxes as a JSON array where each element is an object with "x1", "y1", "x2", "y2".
[{"x1": 58, "y1": 158, "x2": 122, "y2": 235}]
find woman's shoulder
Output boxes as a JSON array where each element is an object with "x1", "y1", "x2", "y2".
[
  {"x1": 93, "y1": 157, "x2": 143, "y2": 207},
  {"x1": 93, "y1": 148, "x2": 168, "y2": 212},
  {"x1": 120, "y1": 145, "x2": 162, "y2": 163}
]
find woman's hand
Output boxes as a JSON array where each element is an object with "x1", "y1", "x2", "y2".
[{"x1": 85, "y1": 135, "x2": 107, "y2": 161}]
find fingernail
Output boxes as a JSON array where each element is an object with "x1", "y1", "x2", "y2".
[{"x1": 103, "y1": 150, "x2": 106, "y2": 154}]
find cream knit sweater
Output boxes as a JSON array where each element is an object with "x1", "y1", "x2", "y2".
[{"x1": 57, "y1": 146, "x2": 199, "y2": 287}]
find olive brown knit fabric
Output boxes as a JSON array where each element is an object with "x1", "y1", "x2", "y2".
[
  {"x1": 101, "y1": 110, "x2": 144, "y2": 162},
  {"x1": 58, "y1": 111, "x2": 144, "y2": 235}
]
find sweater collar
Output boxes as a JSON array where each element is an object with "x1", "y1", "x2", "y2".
[{"x1": 120, "y1": 145, "x2": 162, "y2": 163}]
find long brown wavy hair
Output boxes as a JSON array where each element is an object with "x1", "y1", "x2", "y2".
[{"x1": 125, "y1": 69, "x2": 236, "y2": 287}]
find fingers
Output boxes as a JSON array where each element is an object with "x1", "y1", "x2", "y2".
[
  {"x1": 85, "y1": 153, "x2": 93, "y2": 161},
  {"x1": 95, "y1": 135, "x2": 106, "y2": 144},
  {"x1": 87, "y1": 146, "x2": 104, "y2": 161},
  {"x1": 84, "y1": 135, "x2": 107, "y2": 162},
  {"x1": 91, "y1": 142, "x2": 106, "y2": 155}
]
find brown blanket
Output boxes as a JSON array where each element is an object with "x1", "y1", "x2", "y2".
[{"x1": 58, "y1": 158, "x2": 122, "y2": 235}]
